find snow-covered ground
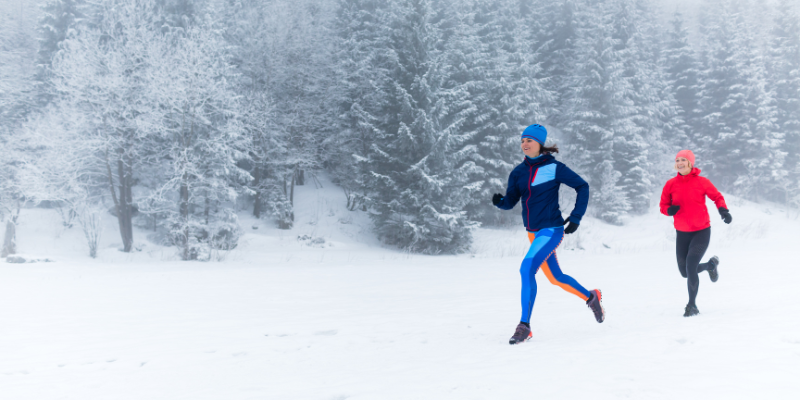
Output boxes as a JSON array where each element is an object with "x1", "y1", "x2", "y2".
[{"x1": 2, "y1": 176, "x2": 799, "y2": 399}]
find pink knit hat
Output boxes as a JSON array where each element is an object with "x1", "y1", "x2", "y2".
[{"x1": 676, "y1": 150, "x2": 695, "y2": 166}]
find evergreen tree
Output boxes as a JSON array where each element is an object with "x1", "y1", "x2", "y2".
[
  {"x1": 331, "y1": 0, "x2": 394, "y2": 212},
  {"x1": 143, "y1": 13, "x2": 248, "y2": 260},
  {"x1": 539, "y1": 0, "x2": 580, "y2": 128},
  {"x1": 1, "y1": 1, "x2": 55, "y2": 256},
  {"x1": 562, "y1": 0, "x2": 632, "y2": 224},
  {"x1": 368, "y1": 0, "x2": 477, "y2": 253},
  {"x1": 609, "y1": 0, "x2": 661, "y2": 215},
  {"x1": 734, "y1": 50, "x2": 785, "y2": 200},
  {"x1": 35, "y1": 0, "x2": 87, "y2": 106},
  {"x1": 768, "y1": 0, "x2": 800, "y2": 206},
  {"x1": 445, "y1": 0, "x2": 552, "y2": 225},
  {"x1": 221, "y1": 0, "x2": 340, "y2": 229},
  {"x1": 695, "y1": 0, "x2": 755, "y2": 189},
  {"x1": 663, "y1": 9, "x2": 698, "y2": 149}
]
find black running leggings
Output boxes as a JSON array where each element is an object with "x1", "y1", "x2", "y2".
[{"x1": 676, "y1": 227, "x2": 712, "y2": 306}]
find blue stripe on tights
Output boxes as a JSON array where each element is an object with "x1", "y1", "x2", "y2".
[{"x1": 519, "y1": 227, "x2": 563, "y2": 323}]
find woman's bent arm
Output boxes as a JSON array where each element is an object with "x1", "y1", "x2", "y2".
[
  {"x1": 703, "y1": 178, "x2": 728, "y2": 210},
  {"x1": 558, "y1": 164, "x2": 590, "y2": 224},
  {"x1": 496, "y1": 170, "x2": 522, "y2": 210},
  {"x1": 659, "y1": 181, "x2": 673, "y2": 216}
]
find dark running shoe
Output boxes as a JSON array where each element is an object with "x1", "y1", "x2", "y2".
[
  {"x1": 508, "y1": 323, "x2": 532, "y2": 345},
  {"x1": 707, "y1": 256, "x2": 720, "y2": 283},
  {"x1": 586, "y1": 289, "x2": 605, "y2": 323},
  {"x1": 684, "y1": 304, "x2": 700, "y2": 317}
]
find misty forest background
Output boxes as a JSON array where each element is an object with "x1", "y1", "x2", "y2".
[{"x1": 0, "y1": 0, "x2": 798, "y2": 259}]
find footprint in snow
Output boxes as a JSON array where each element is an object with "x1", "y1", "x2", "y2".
[{"x1": 315, "y1": 330, "x2": 338, "y2": 336}]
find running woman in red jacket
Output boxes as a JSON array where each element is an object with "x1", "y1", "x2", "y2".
[{"x1": 660, "y1": 150, "x2": 732, "y2": 317}]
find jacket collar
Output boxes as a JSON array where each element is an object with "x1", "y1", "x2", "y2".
[
  {"x1": 676, "y1": 168, "x2": 701, "y2": 178},
  {"x1": 523, "y1": 153, "x2": 555, "y2": 167}
]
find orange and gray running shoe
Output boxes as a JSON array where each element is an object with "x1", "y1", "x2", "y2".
[
  {"x1": 586, "y1": 289, "x2": 605, "y2": 323},
  {"x1": 508, "y1": 323, "x2": 532, "y2": 345}
]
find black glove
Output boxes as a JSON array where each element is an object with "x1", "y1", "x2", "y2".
[
  {"x1": 563, "y1": 217, "x2": 579, "y2": 234},
  {"x1": 718, "y1": 207, "x2": 732, "y2": 224},
  {"x1": 492, "y1": 193, "x2": 503, "y2": 206},
  {"x1": 667, "y1": 205, "x2": 680, "y2": 216}
]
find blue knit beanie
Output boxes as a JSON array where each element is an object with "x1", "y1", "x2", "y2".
[{"x1": 521, "y1": 124, "x2": 547, "y2": 145}]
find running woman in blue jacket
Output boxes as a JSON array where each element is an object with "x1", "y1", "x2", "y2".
[{"x1": 493, "y1": 124, "x2": 604, "y2": 345}]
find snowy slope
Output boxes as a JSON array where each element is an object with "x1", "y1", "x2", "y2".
[{"x1": 2, "y1": 175, "x2": 799, "y2": 399}]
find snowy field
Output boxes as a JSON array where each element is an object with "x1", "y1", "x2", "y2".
[{"x1": 2, "y1": 177, "x2": 800, "y2": 399}]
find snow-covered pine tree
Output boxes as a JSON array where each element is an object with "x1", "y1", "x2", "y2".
[
  {"x1": 35, "y1": 0, "x2": 87, "y2": 107},
  {"x1": 0, "y1": 0, "x2": 40, "y2": 256},
  {"x1": 368, "y1": 0, "x2": 477, "y2": 253},
  {"x1": 663, "y1": 9, "x2": 700, "y2": 150},
  {"x1": 695, "y1": 0, "x2": 755, "y2": 189},
  {"x1": 143, "y1": 13, "x2": 248, "y2": 260},
  {"x1": 261, "y1": 0, "x2": 338, "y2": 228},
  {"x1": 612, "y1": 0, "x2": 664, "y2": 214},
  {"x1": 538, "y1": 0, "x2": 580, "y2": 128},
  {"x1": 331, "y1": 0, "x2": 395, "y2": 213},
  {"x1": 725, "y1": 0, "x2": 785, "y2": 201},
  {"x1": 219, "y1": 0, "x2": 286, "y2": 225},
  {"x1": 442, "y1": 0, "x2": 551, "y2": 225},
  {"x1": 0, "y1": 0, "x2": 38, "y2": 124},
  {"x1": 734, "y1": 49, "x2": 785, "y2": 200},
  {"x1": 561, "y1": 0, "x2": 632, "y2": 225},
  {"x1": 768, "y1": 0, "x2": 800, "y2": 206},
  {"x1": 154, "y1": 0, "x2": 199, "y2": 29}
]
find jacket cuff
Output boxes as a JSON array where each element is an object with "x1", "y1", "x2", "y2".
[{"x1": 568, "y1": 214, "x2": 582, "y2": 225}]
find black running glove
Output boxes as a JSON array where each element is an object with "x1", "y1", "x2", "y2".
[
  {"x1": 667, "y1": 205, "x2": 680, "y2": 216},
  {"x1": 563, "y1": 217, "x2": 579, "y2": 234},
  {"x1": 718, "y1": 207, "x2": 732, "y2": 224},
  {"x1": 492, "y1": 193, "x2": 503, "y2": 206}
]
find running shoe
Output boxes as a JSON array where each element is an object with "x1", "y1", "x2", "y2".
[
  {"x1": 586, "y1": 289, "x2": 605, "y2": 323},
  {"x1": 509, "y1": 323, "x2": 532, "y2": 345}
]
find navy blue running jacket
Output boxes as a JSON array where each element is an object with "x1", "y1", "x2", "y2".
[{"x1": 495, "y1": 154, "x2": 590, "y2": 232}]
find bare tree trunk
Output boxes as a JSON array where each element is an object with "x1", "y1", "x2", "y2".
[
  {"x1": 180, "y1": 175, "x2": 190, "y2": 261},
  {"x1": 252, "y1": 164, "x2": 262, "y2": 218},
  {"x1": 117, "y1": 156, "x2": 134, "y2": 252},
  {"x1": 204, "y1": 195, "x2": 210, "y2": 225},
  {"x1": 1, "y1": 220, "x2": 15, "y2": 258},
  {"x1": 106, "y1": 149, "x2": 134, "y2": 253},
  {"x1": 1, "y1": 199, "x2": 20, "y2": 257},
  {"x1": 296, "y1": 167, "x2": 304, "y2": 186},
  {"x1": 290, "y1": 173, "x2": 295, "y2": 205}
]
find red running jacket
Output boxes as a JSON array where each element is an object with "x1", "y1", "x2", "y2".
[{"x1": 660, "y1": 168, "x2": 728, "y2": 232}]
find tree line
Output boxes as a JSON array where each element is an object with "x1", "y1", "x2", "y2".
[{"x1": 0, "y1": 0, "x2": 798, "y2": 258}]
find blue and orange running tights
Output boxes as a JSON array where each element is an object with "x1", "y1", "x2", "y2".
[{"x1": 519, "y1": 226, "x2": 591, "y2": 323}]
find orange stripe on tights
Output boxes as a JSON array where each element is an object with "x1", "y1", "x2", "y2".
[{"x1": 527, "y1": 231, "x2": 589, "y2": 301}]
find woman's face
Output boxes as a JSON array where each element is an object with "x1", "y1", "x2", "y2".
[
  {"x1": 675, "y1": 157, "x2": 692, "y2": 175},
  {"x1": 521, "y1": 138, "x2": 541, "y2": 158}
]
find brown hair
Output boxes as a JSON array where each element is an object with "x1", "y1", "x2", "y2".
[{"x1": 540, "y1": 143, "x2": 560, "y2": 155}]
